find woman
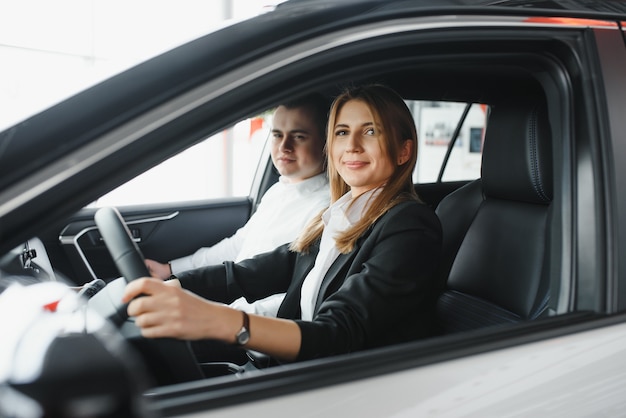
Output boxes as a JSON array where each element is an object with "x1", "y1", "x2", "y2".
[{"x1": 122, "y1": 85, "x2": 442, "y2": 362}]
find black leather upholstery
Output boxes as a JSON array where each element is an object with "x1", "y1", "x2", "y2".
[{"x1": 435, "y1": 99, "x2": 552, "y2": 333}]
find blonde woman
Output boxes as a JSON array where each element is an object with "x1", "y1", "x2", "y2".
[{"x1": 123, "y1": 85, "x2": 442, "y2": 362}]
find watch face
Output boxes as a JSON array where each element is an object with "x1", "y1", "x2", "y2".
[{"x1": 237, "y1": 328, "x2": 250, "y2": 345}]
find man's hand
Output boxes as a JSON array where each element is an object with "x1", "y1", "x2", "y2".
[{"x1": 145, "y1": 259, "x2": 171, "y2": 280}]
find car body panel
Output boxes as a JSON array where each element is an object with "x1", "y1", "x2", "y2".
[{"x1": 178, "y1": 319, "x2": 626, "y2": 417}]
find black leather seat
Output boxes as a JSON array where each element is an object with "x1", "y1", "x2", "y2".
[{"x1": 435, "y1": 99, "x2": 553, "y2": 333}]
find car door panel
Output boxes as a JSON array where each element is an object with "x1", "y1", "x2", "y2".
[{"x1": 41, "y1": 198, "x2": 252, "y2": 285}]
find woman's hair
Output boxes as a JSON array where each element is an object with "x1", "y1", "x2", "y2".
[{"x1": 291, "y1": 84, "x2": 420, "y2": 254}]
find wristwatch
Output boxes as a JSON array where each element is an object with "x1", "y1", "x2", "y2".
[{"x1": 235, "y1": 311, "x2": 250, "y2": 345}]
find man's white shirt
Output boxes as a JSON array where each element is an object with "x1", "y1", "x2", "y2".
[{"x1": 170, "y1": 173, "x2": 330, "y2": 316}]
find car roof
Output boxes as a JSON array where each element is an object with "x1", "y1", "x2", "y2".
[{"x1": 277, "y1": 0, "x2": 626, "y2": 15}]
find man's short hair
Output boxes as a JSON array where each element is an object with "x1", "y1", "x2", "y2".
[{"x1": 280, "y1": 93, "x2": 331, "y2": 140}]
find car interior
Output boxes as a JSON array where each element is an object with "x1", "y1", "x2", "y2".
[
  {"x1": 136, "y1": 66, "x2": 561, "y2": 386},
  {"x1": 2, "y1": 28, "x2": 578, "y2": 392}
]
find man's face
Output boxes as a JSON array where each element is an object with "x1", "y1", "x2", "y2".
[{"x1": 270, "y1": 105, "x2": 325, "y2": 183}]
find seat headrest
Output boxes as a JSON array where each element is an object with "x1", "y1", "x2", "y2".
[{"x1": 482, "y1": 101, "x2": 552, "y2": 204}]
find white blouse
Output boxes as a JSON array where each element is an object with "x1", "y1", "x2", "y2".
[{"x1": 300, "y1": 189, "x2": 378, "y2": 321}]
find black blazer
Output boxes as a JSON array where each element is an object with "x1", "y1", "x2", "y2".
[{"x1": 178, "y1": 200, "x2": 442, "y2": 361}]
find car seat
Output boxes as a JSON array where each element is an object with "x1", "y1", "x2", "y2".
[{"x1": 434, "y1": 98, "x2": 553, "y2": 333}]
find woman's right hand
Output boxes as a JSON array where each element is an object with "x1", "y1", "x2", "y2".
[
  {"x1": 122, "y1": 277, "x2": 302, "y2": 361},
  {"x1": 122, "y1": 277, "x2": 239, "y2": 341}
]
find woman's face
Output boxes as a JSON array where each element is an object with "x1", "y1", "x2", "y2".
[{"x1": 331, "y1": 99, "x2": 397, "y2": 197}]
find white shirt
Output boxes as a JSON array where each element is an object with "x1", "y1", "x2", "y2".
[
  {"x1": 300, "y1": 189, "x2": 377, "y2": 321},
  {"x1": 171, "y1": 172, "x2": 329, "y2": 316}
]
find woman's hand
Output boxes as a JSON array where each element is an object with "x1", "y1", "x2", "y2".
[
  {"x1": 122, "y1": 277, "x2": 302, "y2": 361},
  {"x1": 121, "y1": 277, "x2": 239, "y2": 341}
]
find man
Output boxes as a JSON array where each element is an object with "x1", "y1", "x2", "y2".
[{"x1": 145, "y1": 93, "x2": 330, "y2": 317}]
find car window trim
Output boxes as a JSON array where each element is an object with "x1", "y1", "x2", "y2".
[{"x1": 437, "y1": 102, "x2": 473, "y2": 183}]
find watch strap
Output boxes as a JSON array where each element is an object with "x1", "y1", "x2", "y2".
[{"x1": 236, "y1": 311, "x2": 250, "y2": 345}]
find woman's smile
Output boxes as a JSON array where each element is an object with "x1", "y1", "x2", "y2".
[{"x1": 343, "y1": 160, "x2": 368, "y2": 168}]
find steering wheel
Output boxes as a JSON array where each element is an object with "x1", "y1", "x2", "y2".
[
  {"x1": 92, "y1": 207, "x2": 149, "y2": 324},
  {"x1": 94, "y1": 207, "x2": 150, "y2": 286},
  {"x1": 90, "y1": 207, "x2": 205, "y2": 386}
]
